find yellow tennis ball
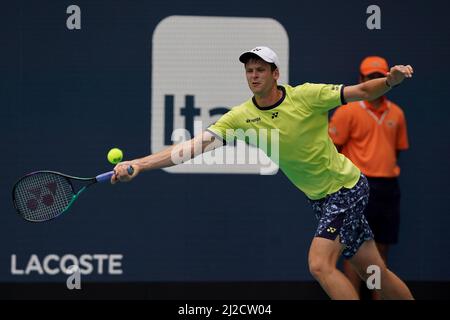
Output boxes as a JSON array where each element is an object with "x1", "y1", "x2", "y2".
[{"x1": 107, "y1": 148, "x2": 123, "y2": 164}]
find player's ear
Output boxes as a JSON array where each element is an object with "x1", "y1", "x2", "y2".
[{"x1": 273, "y1": 68, "x2": 279, "y2": 80}]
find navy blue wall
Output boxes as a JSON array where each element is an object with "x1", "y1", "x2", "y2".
[{"x1": 1, "y1": 0, "x2": 449, "y2": 282}]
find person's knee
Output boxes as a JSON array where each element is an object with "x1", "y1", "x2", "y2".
[
  {"x1": 351, "y1": 262, "x2": 388, "y2": 282},
  {"x1": 308, "y1": 257, "x2": 334, "y2": 280}
]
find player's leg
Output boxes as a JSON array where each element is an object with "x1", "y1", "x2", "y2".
[
  {"x1": 308, "y1": 236, "x2": 359, "y2": 299},
  {"x1": 308, "y1": 174, "x2": 373, "y2": 300},
  {"x1": 370, "y1": 243, "x2": 389, "y2": 300},
  {"x1": 376, "y1": 243, "x2": 389, "y2": 263},
  {"x1": 348, "y1": 239, "x2": 413, "y2": 300},
  {"x1": 353, "y1": 178, "x2": 382, "y2": 299},
  {"x1": 342, "y1": 258, "x2": 362, "y2": 296}
]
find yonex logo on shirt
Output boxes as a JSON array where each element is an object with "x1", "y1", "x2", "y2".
[
  {"x1": 331, "y1": 85, "x2": 340, "y2": 91},
  {"x1": 272, "y1": 112, "x2": 279, "y2": 119}
]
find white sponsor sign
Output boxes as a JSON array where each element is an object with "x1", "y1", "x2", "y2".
[
  {"x1": 11, "y1": 254, "x2": 123, "y2": 275},
  {"x1": 151, "y1": 15, "x2": 289, "y2": 174}
]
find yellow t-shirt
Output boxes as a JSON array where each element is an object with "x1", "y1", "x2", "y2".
[{"x1": 207, "y1": 83, "x2": 360, "y2": 200}]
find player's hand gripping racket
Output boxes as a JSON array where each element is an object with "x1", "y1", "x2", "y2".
[{"x1": 12, "y1": 166, "x2": 134, "y2": 222}]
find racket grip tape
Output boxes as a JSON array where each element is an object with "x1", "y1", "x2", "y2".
[{"x1": 96, "y1": 171, "x2": 114, "y2": 183}]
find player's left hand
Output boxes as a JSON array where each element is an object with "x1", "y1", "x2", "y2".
[{"x1": 386, "y1": 65, "x2": 414, "y2": 87}]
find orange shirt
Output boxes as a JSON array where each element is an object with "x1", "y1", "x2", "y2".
[{"x1": 329, "y1": 97, "x2": 409, "y2": 177}]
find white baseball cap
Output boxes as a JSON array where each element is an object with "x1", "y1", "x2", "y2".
[{"x1": 239, "y1": 46, "x2": 280, "y2": 68}]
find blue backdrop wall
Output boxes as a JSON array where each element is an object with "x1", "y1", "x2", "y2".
[{"x1": 1, "y1": 0, "x2": 449, "y2": 282}]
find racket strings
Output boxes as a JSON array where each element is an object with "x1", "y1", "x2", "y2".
[{"x1": 13, "y1": 173, "x2": 74, "y2": 222}]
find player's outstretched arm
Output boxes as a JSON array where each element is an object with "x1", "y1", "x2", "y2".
[
  {"x1": 111, "y1": 131, "x2": 222, "y2": 183},
  {"x1": 343, "y1": 65, "x2": 414, "y2": 103}
]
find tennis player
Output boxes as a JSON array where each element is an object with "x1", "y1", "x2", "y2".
[{"x1": 112, "y1": 47, "x2": 414, "y2": 300}]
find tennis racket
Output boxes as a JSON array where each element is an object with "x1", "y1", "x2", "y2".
[{"x1": 12, "y1": 166, "x2": 134, "y2": 222}]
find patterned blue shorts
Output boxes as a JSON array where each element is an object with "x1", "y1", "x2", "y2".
[{"x1": 309, "y1": 174, "x2": 374, "y2": 258}]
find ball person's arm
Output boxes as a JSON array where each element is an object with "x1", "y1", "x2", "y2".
[
  {"x1": 343, "y1": 65, "x2": 414, "y2": 103},
  {"x1": 111, "y1": 131, "x2": 222, "y2": 183}
]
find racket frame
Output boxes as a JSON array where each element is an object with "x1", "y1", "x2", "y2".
[{"x1": 12, "y1": 171, "x2": 106, "y2": 222}]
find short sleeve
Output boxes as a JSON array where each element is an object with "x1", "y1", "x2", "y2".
[
  {"x1": 396, "y1": 110, "x2": 409, "y2": 150},
  {"x1": 206, "y1": 108, "x2": 238, "y2": 143},
  {"x1": 329, "y1": 105, "x2": 352, "y2": 146},
  {"x1": 297, "y1": 83, "x2": 346, "y2": 114}
]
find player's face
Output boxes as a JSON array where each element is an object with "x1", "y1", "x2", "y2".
[{"x1": 245, "y1": 59, "x2": 278, "y2": 96}]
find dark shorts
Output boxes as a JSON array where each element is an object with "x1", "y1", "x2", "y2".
[
  {"x1": 309, "y1": 174, "x2": 374, "y2": 259},
  {"x1": 364, "y1": 177, "x2": 401, "y2": 245}
]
